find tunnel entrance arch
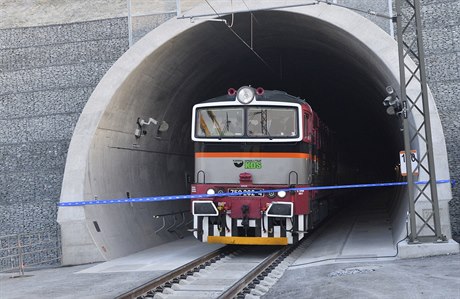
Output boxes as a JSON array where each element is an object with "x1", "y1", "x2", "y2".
[{"x1": 57, "y1": 3, "x2": 453, "y2": 265}]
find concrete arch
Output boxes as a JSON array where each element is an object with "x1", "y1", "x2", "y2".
[{"x1": 58, "y1": 2, "x2": 453, "y2": 264}]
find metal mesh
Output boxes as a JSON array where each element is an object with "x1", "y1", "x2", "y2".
[{"x1": 0, "y1": 229, "x2": 61, "y2": 275}]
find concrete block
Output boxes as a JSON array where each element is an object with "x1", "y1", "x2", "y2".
[
  {"x1": 60, "y1": 219, "x2": 105, "y2": 265},
  {"x1": 398, "y1": 239, "x2": 459, "y2": 259}
]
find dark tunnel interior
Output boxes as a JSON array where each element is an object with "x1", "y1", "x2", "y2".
[{"x1": 165, "y1": 11, "x2": 404, "y2": 185}]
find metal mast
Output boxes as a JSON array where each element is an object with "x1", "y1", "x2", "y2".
[{"x1": 395, "y1": 0, "x2": 446, "y2": 243}]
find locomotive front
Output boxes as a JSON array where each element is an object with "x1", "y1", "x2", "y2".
[{"x1": 190, "y1": 86, "x2": 318, "y2": 245}]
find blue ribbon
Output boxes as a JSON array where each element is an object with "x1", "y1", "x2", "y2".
[{"x1": 58, "y1": 179, "x2": 456, "y2": 207}]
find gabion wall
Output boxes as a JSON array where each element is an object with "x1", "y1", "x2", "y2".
[
  {"x1": 0, "y1": 18, "x2": 130, "y2": 267},
  {"x1": 421, "y1": 0, "x2": 460, "y2": 240}
]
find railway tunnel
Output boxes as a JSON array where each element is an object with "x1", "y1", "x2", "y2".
[{"x1": 57, "y1": 3, "x2": 453, "y2": 264}]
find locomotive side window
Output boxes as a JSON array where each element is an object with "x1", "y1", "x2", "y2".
[
  {"x1": 196, "y1": 108, "x2": 244, "y2": 137},
  {"x1": 247, "y1": 107, "x2": 298, "y2": 137}
]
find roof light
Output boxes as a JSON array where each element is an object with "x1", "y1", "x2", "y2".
[
  {"x1": 256, "y1": 87, "x2": 264, "y2": 95},
  {"x1": 236, "y1": 86, "x2": 255, "y2": 104}
]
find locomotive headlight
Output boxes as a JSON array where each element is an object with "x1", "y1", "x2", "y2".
[
  {"x1": 236, "y1": 86, "x2": 255, "y2": 104},
  {"x1": 206, "y1": 188, "x2": 216, "y2": 195},
  {"x1": 277, "y1": 191, "x2": 287, "y2": 198}
]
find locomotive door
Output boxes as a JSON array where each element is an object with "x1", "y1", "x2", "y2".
[{"x1": 303, "y1": 109, "x2": 313, "y2": 184}]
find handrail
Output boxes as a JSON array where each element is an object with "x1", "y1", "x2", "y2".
[
  {"x1": 289, "y1": 171, "x2": 299, "y2": 185},
  {"x1": 196, "y1": 170, "x2": 206, "y2": 184},
  {"x1": 153, "y1": 210, "x2": 191, "y2": 235}
]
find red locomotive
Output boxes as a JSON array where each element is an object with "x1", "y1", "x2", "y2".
[{"x1": 190, "y1": 86, "x2": 336, "y2": 245}]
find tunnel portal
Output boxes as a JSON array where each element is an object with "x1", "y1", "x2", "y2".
[{"x1": 58, "y1": 3, "x2": 452, "y2": 264}]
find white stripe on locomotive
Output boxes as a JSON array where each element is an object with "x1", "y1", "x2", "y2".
[
  {"x1": 274, "y1": 225, "x2": 281, "y2": 238},
  {"x1": 193, "y1": 215, "x2": 198, "y2": 239},
  {"x1": 287, "y1": 217, "x2": 293, "y2": 244},
  {"x1": 298, "y1": 214, "x2": 304, "y2": 240},
  {"x1": 213, "y1": 222, "x2": 219, "y2": 237},
  {"x1": 202, "y1": 216, "x2": 209, "y2": 242},
  {"x1": 225, "y1": 215, "x2": 232, "y2": 237},
  {"x1": 262, "y1": 215, "x2": 268, "y2": 238}
]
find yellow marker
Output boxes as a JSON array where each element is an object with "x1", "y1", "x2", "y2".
[{"x1": 207, "y1": 236, "x2": 288, "y2": 245}]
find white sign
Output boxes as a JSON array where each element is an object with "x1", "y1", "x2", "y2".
[{"x1": 399, "y1": 150, "x2": 418, "y2": 176}]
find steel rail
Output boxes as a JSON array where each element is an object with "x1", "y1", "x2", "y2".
[
  {"x1": 114, "y1": 245, "x2": 233, "y2": 299},
  {"x1": 218, "y1": 245, "x2": 294, "y2": 299}
]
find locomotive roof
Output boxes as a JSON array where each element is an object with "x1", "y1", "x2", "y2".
[{"x1": 201, "y1": 90, "x2": 307, "y2": 105}]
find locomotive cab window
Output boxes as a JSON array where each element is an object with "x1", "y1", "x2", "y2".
[
  {"x1": 196, "y1": 108, "x2": 244, "y2": 137},
  {"x1": 247, "y1": 107, "x2": 298, "y2": 138}
]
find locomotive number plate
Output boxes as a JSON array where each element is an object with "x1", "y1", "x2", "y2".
[{"x1": 228, "y1": 188, "x2": 264, "y2": 197}]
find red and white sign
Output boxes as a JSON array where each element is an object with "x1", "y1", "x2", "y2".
[{"x1": 399, "y1": 150, "x2": 419, "y2": 176}]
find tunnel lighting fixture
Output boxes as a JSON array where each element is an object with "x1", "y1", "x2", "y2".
[
  {"x1": 236, "y1": 86, "x2": 255, "y2": 104},
  {"x1": 135, "y1": 117, "x2": 169, "y2": 138},
  {"x1": 382, "y1": 86, "x2": 402, "y2": 116}
]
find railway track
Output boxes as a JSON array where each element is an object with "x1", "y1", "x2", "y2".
[
  {"x1": 115, "y1": 215, "x2": 330, "y2": 299},
  {"x1": 115, "y1": 241, "x2": 305, "y2": 299}
]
